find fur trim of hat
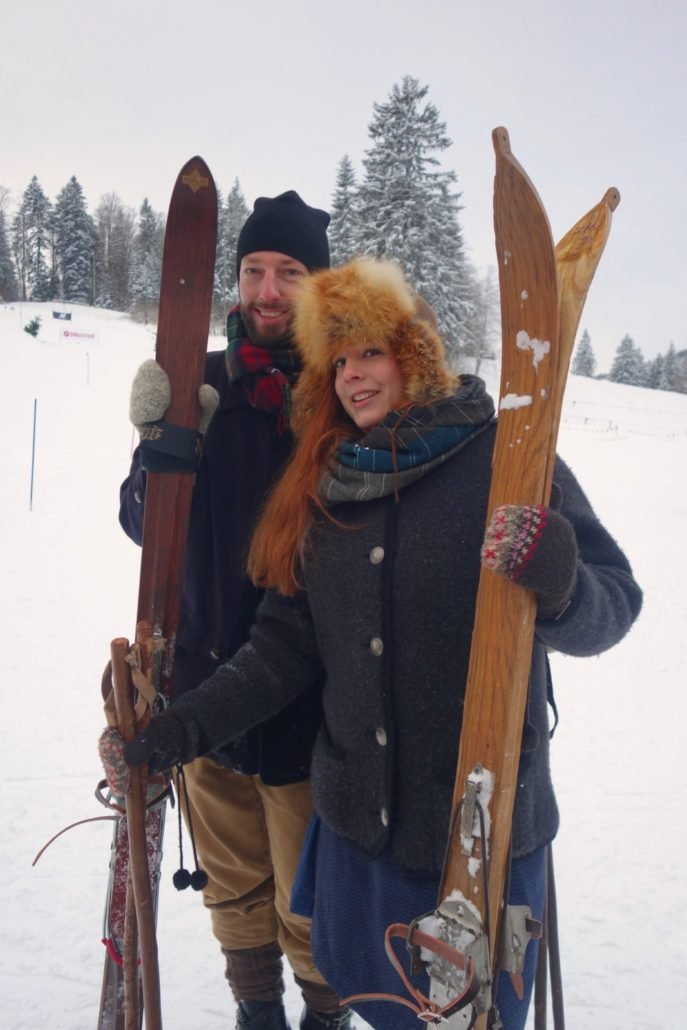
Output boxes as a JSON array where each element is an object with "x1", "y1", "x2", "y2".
[{"x1": 291, "y1": 259, "x2": 458, "y2": 429}]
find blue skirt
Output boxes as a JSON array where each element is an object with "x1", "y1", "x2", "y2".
[{"x1": 292, "y1": 816, "x2": 546, "y2": 1030}]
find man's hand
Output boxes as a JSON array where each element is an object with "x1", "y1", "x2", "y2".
[{"x1": 129, "y1": 359, "x2": 219, "y2": 435}]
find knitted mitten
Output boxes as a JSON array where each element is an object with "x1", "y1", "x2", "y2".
[
  {"x1": 129, "y1": 358, "x2": 219, "y2": 435},
  {"x1": 481, "y1": 504, "x2": 578, "y2": 619},
  {"x1": 98, "y1": 726, "x2": 132, "y2": 796}
]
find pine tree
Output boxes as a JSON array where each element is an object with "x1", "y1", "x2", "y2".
[
  {"x1": 12, "y1": 177, "x2": 54, "y2": 301},
  {"x1": 675, "y1": 350, "x2": 687, "y2": 394},
  {"x1": 571, "y1": 329, "x2": 597, "y2": 377},
  {"x1": 609, "y1": 334, "x2": 646, "y2": 386},
  {"x1": 94, "y1": 194, "x2": 137, "y2": 310},
  {"x1": 0, "y1": 208, "x2": 18, "y2": 301},
  {"x1": 129, "y1": 198, "x2": 165, "y2": 323},
  {"x1": 355, "y1": 76, "x2": 472, "y2": 361},
  {"x1": 329, "y1": 155, "x2": 359, "y2": 266},
  {"x1": 646, "y1": 353, "x2": 664, "y2": 390},
  {"x1": 54, "y1": 176, "x2": 96, "y2": 303},
  {"x1": 461, "y1": 264, "x2": 499, "y2": 375},
  {"x1": 660, "y1": 342, "x2": 678, "y2": 391},
  {"x1": 215, "y1": 179, "x2": 249, "y2": 312}
]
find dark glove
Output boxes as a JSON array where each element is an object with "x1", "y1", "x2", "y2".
[
  {"x1": 98, "y1": 706, "x2": 201, "y2": 796},
  {"x1": 124, "y1": 706, "x2": 202, "y2": 774},
  {"x1": 481, "y1": 504, "x2": 578, "y2": 619}
]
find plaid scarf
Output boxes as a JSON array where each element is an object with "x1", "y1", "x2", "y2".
[{"x1": 225, "y1": 305, "x2": 301, "y2": 430}]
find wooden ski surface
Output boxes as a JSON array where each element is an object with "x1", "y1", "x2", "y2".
[
  {"x1": 99, "y1": 157, "x2": 217, "y2": 1030},
  {"x1": 436, "y1": 128, "x2": 619, "y2": 1025}
]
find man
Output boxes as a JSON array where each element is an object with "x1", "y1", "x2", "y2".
[{"x1": 118, "y1": 192, "x2": 349, "y2": 1030}]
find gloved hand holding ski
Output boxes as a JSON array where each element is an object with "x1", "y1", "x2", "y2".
[
  {"x1": 481, "y1": 504, "x2": 578, "y2": 619},
  {"x1": 130, "y1": 358, "x2": 219, "y2": 436},
  {"x1": 98, "y1": 707, "x2": 202, "y2": 793}
]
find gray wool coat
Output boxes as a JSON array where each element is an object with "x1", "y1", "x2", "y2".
[{"x1": 176, "y1": 423, "x2": 642, "y2": 875}]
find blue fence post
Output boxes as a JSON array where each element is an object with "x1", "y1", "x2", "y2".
[{"x1": 30, "y1": 398, "x2": 37, "y2": 512}]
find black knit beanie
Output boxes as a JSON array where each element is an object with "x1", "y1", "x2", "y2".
[{"x1": 236, "y1": 191, "x2": 331, "y2": 276}]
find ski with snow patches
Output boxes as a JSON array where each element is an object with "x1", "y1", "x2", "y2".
[
  {"x1": 417, "y1": 129, "x2": 618, "y2": 1027},
  {"x1": 98, "y1": 157, "x2": 217, "y2": 1030}
]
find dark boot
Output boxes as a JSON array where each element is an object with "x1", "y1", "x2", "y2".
[
  {"x1": 236, "y1": 999, "x2": 291, "y2": 1030},
  {"x1": 299, "y1": 1006, "x2": 353, "y2": 1030}
]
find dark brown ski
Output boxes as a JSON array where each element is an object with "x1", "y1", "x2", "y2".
[{"x1": 98, "y1": 157, "x2": 217, "y2": 1030}]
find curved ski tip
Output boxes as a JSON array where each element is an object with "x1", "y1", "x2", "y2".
[
  {"x1": 492, "y1": 127, "x2": 512, "y2": 156},
  {"x1": 604, "y1": 187, "x2": 621, "y2": 212},
  {"x1": 180, "y1": 155, "x2": 210, "y2": 172}
]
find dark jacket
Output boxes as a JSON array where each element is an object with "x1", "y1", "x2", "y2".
[
  {"x1": 119, "y1": 349, "x2": 322, "y2": 785},
  {"x1": 176, "y1": 422, "x2": 643, "y2": 873}
]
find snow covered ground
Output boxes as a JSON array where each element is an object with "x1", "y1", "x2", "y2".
[{"x1": 1, "y1": 302, "x2": 686, "y2": 1029}]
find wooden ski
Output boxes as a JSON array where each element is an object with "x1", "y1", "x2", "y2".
[
  {"x1": 431, "y1": 128, "x2": 619, "y2": 1027},
  {"x1": 98, "y1": 157, "x2": 217, "y2": 1030}
]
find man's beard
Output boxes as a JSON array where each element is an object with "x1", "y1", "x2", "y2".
[{"x1": 240, "y1": 303, "x2": 294, "y2": 349}]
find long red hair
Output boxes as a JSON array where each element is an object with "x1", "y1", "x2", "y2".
[{"x1": 247, "y1": 372, "x2": 356, "y2": 596}]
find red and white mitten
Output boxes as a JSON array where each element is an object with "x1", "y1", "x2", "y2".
[
  {"x1": 481, "y1": 505, "x2": 578, "y2": 619},
  {"x1": 98, "y1": 726, "x2": 130, "y2": 797}
]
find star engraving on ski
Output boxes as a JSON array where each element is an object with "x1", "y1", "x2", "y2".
[{"x1": 182, "y1": 167, "x2": 210, "y2": 193}]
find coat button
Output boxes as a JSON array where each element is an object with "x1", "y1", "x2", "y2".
[
  {"x1": 209, "y1": 648, "x2": 220, "y2": 660},
  {"x1": 369, "y1": 546, "x2": 385, "y2": 565},
  {"x1": 375, "y1": 727, "x2": 388, "y2": 746},
  {"x1": 369, "y1": 637, "x2": 384, "y2": 656},
  {"x1": 134, "y1": 489, "x2": 143, "y2": 504},
  {"x1": 380, "y1": 807, "x2": 389, "y2": 827}
]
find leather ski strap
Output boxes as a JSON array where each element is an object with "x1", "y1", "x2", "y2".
[{"x1": 340, "y1": 921, "x2": 480, "y2": 1024}]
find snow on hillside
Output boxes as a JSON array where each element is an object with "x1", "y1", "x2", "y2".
[{"x1": 1, "y1": 302, "x2": 686, "y2": 1029}]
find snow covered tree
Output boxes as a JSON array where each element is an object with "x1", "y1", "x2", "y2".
[
  {"x1": 94, "y1": 194, "x2": 137, "y2": 310},
  {"x1": 571, "y1": 329, "x2": 597, "y2": 377},
  {"x1": 329, "y1": 155, "x2": 360, "y2": 266},
  {"x1": 54, "y1": 176, "x2": 96, "y2": 303},
  {"x1": 646, "y1": 353, "x2": 664, "y2": 390},
  {"x1": 129, "y1": 198, "x2": 164, "y2": 323},
  {"x1": 215, "y1": 179, "x2": 249, "y2": 312},
  {"x1": 609, "y1": 334, "x2": 646, "y2": 386},
  {"x1": 0, "y1": 207, "x2": 18, "y2": 301},
  {"x1": 355, "y1": 76, "x2": 472, "y2": 361},
  {"x1": 675, "y1": 350, "x2": 687, "y2": 394},
  {"x1": 12, "y1": 177, "x2": 54, "y2": 301},
  {"x1": 659, "y1": 342, "x2": 679, "y2": 391},
  {"x1": 461, "y1": 264, "x2": 499, "y2": 375}
]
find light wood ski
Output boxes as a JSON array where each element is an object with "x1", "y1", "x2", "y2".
[{"x1": 430, "y1": 128, "x2": 619, "y2": 1027}]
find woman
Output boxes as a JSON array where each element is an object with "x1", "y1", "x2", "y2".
[{"x1": 109, "y1": 260, "x2": 642, "y2": 1029}]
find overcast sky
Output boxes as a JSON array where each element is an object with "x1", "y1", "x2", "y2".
[{"x1": 2, "y1": 0, "x2": 684, "y2": 371}]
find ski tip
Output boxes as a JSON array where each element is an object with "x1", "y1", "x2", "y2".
[
  {"x1": 603, "y1": 187, "x2": 621, "y2": 212},
  {"x1": 175, "y1": 157, "x2": 216, "y2": 197},
  {"x1": 180, "y1": 154, "x2": 210, "y2": 170},
  {"x1": 492, "y1": 127, "x2": 512, "y2": 156}
]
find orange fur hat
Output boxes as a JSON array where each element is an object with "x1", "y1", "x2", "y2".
[{"x1": 290, "y1": 259, "x2": 458, "y2": 429}]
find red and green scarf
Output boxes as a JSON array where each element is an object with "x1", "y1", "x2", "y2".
[{"x1": 225, "y1": 305, "x2": 301, "y2": 431}]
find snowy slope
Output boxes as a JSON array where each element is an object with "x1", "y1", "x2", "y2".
[{"x1": 1, "y1": 302, "x2": 686, "y2": 1029}]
